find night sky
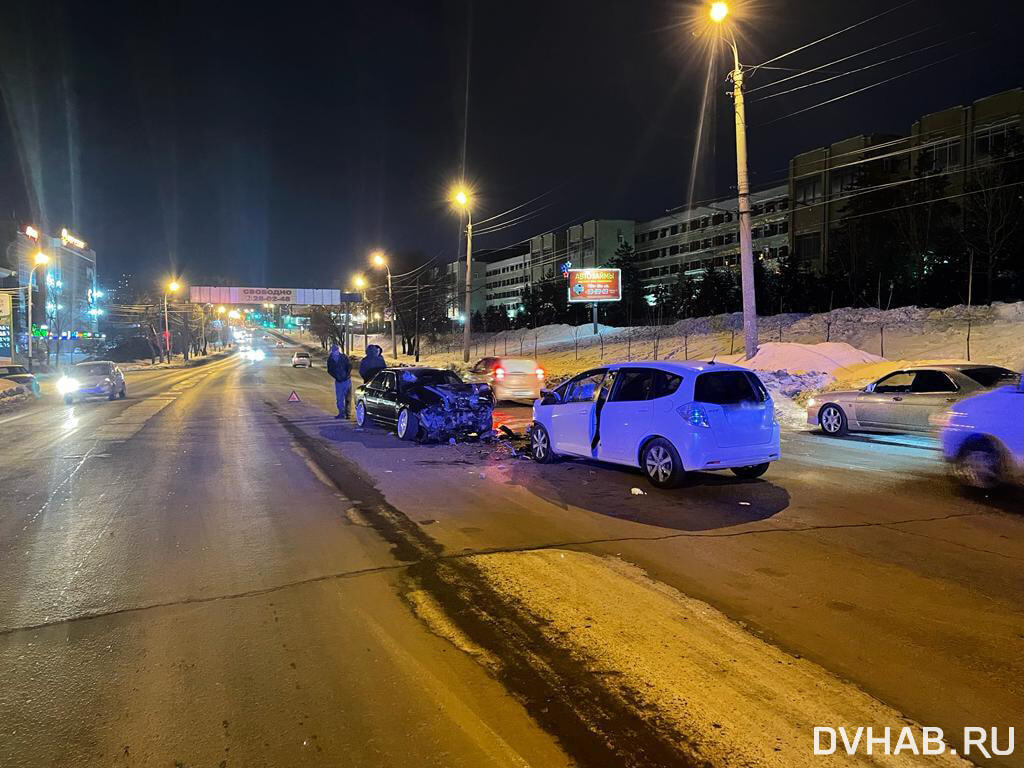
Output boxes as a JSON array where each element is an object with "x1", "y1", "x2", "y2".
[{"x1": 1, "y1": 0, "x2": 1023, "y2": 290}]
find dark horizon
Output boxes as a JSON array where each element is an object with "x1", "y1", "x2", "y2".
[{"x1": 2, "y1": 0, "x2": 1023, "y2": 289}]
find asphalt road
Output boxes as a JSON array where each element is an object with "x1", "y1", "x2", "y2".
[{"x1": 2, "y1": 341, "x2": 1022, "y2": 767}]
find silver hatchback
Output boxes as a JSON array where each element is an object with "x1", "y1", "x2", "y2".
[{"x1": 808, "y1": 364, "x2": 1019, "y2": 436}]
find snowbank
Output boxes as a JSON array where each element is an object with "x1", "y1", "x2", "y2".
[{"x1": 736, "y1": 341, "x2": 883, "y2": 375}]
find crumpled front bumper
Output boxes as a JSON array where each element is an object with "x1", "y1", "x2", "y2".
[{"x1": 415, "y1": 385, "x2": 494, "y2": 441}]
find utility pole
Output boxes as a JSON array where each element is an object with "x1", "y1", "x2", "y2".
[
  {"x1": 711, "y1": 5, "x2": 758, "y2": 359},
  {"x1": 414, "y1": 274, "x2": 421, "y2": 362},
  {"x1": 729, "y1": 38, "x2": 758, "y2": 360},
  {"x1": 463, "y1": 210, "x2": 473, "y2": 362}
]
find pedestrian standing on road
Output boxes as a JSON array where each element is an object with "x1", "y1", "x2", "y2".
[
  {"x1": 327, "y1": 344, "x2": 352, "y2": 419},
  {"x1": 359, "y1": 343, "x2": 386, "y2": 383}
]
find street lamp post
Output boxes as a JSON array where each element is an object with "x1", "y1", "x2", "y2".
[
  {"x1": 451, "y1": 186, "x2": 473, "y2": 363},
  {"x1": 164, "y1": 280, "x2": 179, "y2": 360},
  {"x1": 353, "y1": 275, "x2": 367, "y2": 353},
  {"x1": 26, "y1": 251, "x2": 49, "y2": 372},
  {"x1": 371, "y1": 251, "x2": 397, "y2": 359},
  {"x1": 711, "y1": 2, "x2": 758, "y2": 359}
]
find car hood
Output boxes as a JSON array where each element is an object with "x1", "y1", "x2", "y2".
[{"x1": 74, "y1": 374, "x2": 112, "y2": 386}]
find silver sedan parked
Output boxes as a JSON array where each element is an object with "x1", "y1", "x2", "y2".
[{"x1": 807, "y1": 364, "x2": 1019, "y2": 436}]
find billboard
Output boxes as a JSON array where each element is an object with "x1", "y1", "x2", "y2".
[
  {"x1": 567, "y1": 268, "x2": 622, "y2": 303},
  {"x1": 0, "y1": 293, "x2": 11, "y2": 362},
  {"x1": 189, "y1": 286, "x2": 348, "y2": 305}
]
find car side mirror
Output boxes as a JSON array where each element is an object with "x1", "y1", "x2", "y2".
[
  {"x1": 864, "y1": 383, "x2": 876, "y2": 393},
  {"x1": 540, "y1": 388, "x2": 560, "y2": 405}
]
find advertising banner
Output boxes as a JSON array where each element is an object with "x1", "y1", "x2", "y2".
[
  {"x1": 189, "y1": 286, "x2": 345, "y2": 305},
  {"x1": 0, "y1": 293, "x2": 11, "y2": 362},
  {"x1": 566, "y1": 268, "x2": 622, "y2": 303}
]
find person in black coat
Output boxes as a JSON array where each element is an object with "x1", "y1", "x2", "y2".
[{"x1": 359, "y1": 344, "x2": 386, "y2": 383}]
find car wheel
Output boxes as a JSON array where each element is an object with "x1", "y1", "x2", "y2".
[
  {"x1": 731, "y1": 462, "x2": 770, "y2": 480},
  {"x1": 819, "y1": 403, "x2": 848, "y2": 436},
  {"x1": 64, "y1": 394, "x2": 74, "y2": 405},
  {"x1": 396, "y1": 408, "x2": 419, "y2": 441},
  {"x1": 119, "y1": 387, "x2": 126, "y2": 399},
  {"x1": 641, "y1": 437, "x2": 686, "y2": 489},
  {"x1": 530, "y1": 423, "x2": 558, "y2": 463},
  {"x1": 355, "y1": 400, "x2": 372, "y2": 427},
  {"x1": 954, "y1": 437, "x2": 1004, "y2": 490}
]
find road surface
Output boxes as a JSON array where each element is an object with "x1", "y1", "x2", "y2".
[{"x1": 1, "y1": 342, "x2": 1021, "y2": 767}]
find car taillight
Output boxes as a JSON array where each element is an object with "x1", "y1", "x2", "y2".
[
  {"x1": 535, "y1": 367, "x2": 545, "y2": 380},
  {"x1": 677, "y1": 402, "x2": 710, "y2": 428},
  {"x1": 493, "y1": 366, "x2": 505, "y2": 380}
]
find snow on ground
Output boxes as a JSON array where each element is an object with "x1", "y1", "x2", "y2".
[{"x1": 472, "y1": 549, "x2": 970, "y2": 768}]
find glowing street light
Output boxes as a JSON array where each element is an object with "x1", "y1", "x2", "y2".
[
  {"x1": 227, "y1": 309, "x2": 240, "y2": 320},
  {"x1": 708, "y1": 1, "x2": 758, "y2": 359},
  {"x1": 370, "y1": 250, "x2": 397, "y2": 358},
  {"x1": 217, "y1": 305, "x2": 226, "y2": 314},
  {"x1": 450, "y1": 183, "x2": 474, "y2": 362}
]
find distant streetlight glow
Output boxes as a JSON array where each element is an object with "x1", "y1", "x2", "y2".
[
  {"x1": 217, "y1": 305, "x2": 226, "y2": 314},
  {"x1": 450, "y1": 184, "x2": 472, "y2": 210},
  {"x1": 33, "y1": 251, "x2": 49, "y2": 266},
  {"x1": 710, "y1": 2, "x2": 728, "y2": 23},
  {"x1": 371, "y1": 250, "x2": 386, "y2": 267},
  {"x1": 449, "y1": 182, "x2": 474, "y2": 362},
  {"x1": 353, "y1": 275, "x2": 366, "y2": 289},
  {"x1": 228, "y1": 309, "x2": 240, "y2": 319},
  {"x1": 168, "y1": 280, "x2": 180, "y2": 293}
]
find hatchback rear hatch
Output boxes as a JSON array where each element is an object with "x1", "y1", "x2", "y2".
[{"x1": 694, "y1": 370, "x2": 774, "y2": 448}]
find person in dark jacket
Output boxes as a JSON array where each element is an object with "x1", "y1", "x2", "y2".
[
  {"x1": 359, "y1": 344, "x2": 386, "y2": 384},
  {"x1": 327, "y1": 344, "x2": 352, "y2": 419}
]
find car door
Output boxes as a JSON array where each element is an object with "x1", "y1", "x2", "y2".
[
  {"x1": 549, "y1": 369, "x2": 607, "y2": 456},
  {"x1": 362, "y1": 371, "x2": 388, "y2": 418},
  {"x1": 377, "y1": 371, "x2": 402, "y2": 425},
  {"x1": 903, "y1": 370, "x2": 960, "y2": 431},
  {"x1": 855, "y1": 371, "x2": 915, "y2": 428},
  {"x1": 597, "y1": 368, "x2": 655, "y2": 463}
]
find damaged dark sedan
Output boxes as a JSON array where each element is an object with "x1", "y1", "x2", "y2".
[{"x1": 354, "y1": 367, "x2": 494, "y2": 442}]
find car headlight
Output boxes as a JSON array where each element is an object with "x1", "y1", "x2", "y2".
[
  {"x1": 807, "y1": 397, "x2": 817, "y2": 408},
  {"x1": 57, "y1": 376, "x2": 80, "y2": 395}
]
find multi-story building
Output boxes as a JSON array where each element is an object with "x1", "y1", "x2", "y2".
[
  {"x1": 565, "y1": 219, "x2": 635, "y2": 270},
  {"x1": 2, "y1": 225, "x2": 99, "y2": 360},
  {"x1": 788, "y1": 87, "x2": 1024, "y2": 272},
  {"x1": 483, "y1": 244, "x2": 530, "y2": 316},
  {"x1": 633, "y1": 185, "x2": 790, "y2": 291},
  {"x1": 526, "y1": 230, "x2": 568, "y2": 285}
]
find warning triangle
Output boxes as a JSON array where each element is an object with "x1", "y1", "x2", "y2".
[{"x1": 287, "y1": 390, "x2": 301, "y2": 402}]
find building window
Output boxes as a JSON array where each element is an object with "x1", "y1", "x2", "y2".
[
  {"x1": 780, "y1": 221, "x2": 789, "y2": 234},
  {"x1": 795, "y1": 176, "x2": 824, "y2": 206},
  {"x1": 670, "y1": 224, "x2": 679, "y2": 235},
  {"x1": 752, "y1": 226, "x2": 762, "y2": 239},
  {"x1": 701, "y1": 238, "x2": 711, "y2": 249},
  {"x1": 974, "y1": 120, "x2": 1019, "y2": 158},
  {"x1": 660, "y1": 228, "x2": 668, "y2": 238},
  {"x1": 712, "y1": 235, "x2": 724, "y2": 246},
  {"x1": 795, "y1": 232, "x2": 821, "y2": 264},
  {"x1": 829, "y1": 166, "x2": 859, "y2": 196},
  {"x1": 711, "y1": 213, "x2": 724, "y2": 226},
  {"x1": 689, "y1": 241, "x2": 701, "y2": 253},
  {"x1": 920, "y1": 138, "x2": 962, "y2": 173},
  {"x1": 670, "y1": 264, "x2": 679, "y2": 274},
  {"x1": 669, "y1": 245, "x2": 680, "y2": 255}
]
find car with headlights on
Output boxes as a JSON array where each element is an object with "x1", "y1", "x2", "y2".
[
  {"x1": 0, "y1": 364, "x2": 41, "y2": 397},
  {"x1": 291, "y1": 351, "x2": 312, "y2": 367},
  {"x1": 58, "y1": 361, "x2": 126, "y2": 404},
  {"x1": 530, "y1": 361, "x2": 780, "y2": 488},
  {"x1": 466, "y1": 357, "x2": 544, "y2": 403},
  {"x1": 807, "y1": 364, "x2": 1019, "y2": 437},
  {"x1": 938, "y1": 374, "x2": 1024, "y2": 489},
  {"x1": 355, "y1": 367, "x2": 493, "y2": 442}
]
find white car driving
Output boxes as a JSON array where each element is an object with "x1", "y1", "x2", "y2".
[
  {"x1": 291, "y1": 351, "x2": 312, "y2": 368},
  {"x1": 939, "y1": 375, "x2": 1024, "y2": 489},
  {"x1": 530, "y1": 361, "x2": 780, "y2": 488},
  {"x1": 58, "y1": 361, "x2": 127, "y2": 404}
]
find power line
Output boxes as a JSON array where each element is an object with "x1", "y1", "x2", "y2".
[
  {"x1": 756, "y1": 50, "x2": 967, "y2": 127},
  {"x1": 746, "y1": 26, "x2": 935, "y2": 95},
  {"x1": 750, "y1": 0, "x2": 917, "y2": 71}
]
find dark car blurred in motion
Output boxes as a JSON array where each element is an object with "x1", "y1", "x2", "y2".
[{"x1": 355, "y1": 367, "x2": 493, "y2": 441}]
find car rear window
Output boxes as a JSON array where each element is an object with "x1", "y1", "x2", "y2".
[
  {"x1": 961, "y1": 367, "x2": 1020, "y2": 388},
  {"x1": 694, "y1": 371, "x2": 765, "y2": 405},
  {"x1": 496, "y1": 358, "x2": 537, "y2": 373},
  {"x1": 296, "y1": 352, "x2": 309, "y2": 357}
]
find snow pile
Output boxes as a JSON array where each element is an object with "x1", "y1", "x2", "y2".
[{"x1": 738, "y1": 341, "x2": 883, "y2": 375}]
